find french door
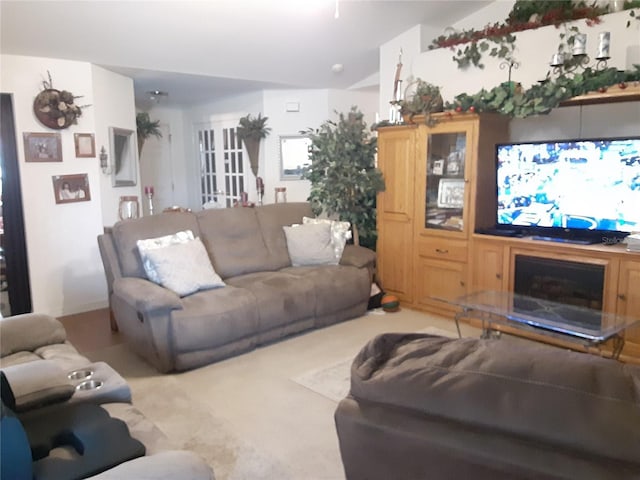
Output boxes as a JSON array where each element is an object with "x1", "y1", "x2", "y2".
[{"x1": 196, "y1": 122, "x2": 246, "y2": 208}]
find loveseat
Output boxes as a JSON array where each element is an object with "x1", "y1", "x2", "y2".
[
  {"x1": 0, "y1": 312, "x2": 214, "y2": 480},
  {"x1": 335, "y1": 333, "x2": 640, "y2": 480},
  {"x1": 98, "y1": 202, "x2": 375, "y2": 373}
]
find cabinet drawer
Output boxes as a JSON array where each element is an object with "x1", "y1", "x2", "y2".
[{"x1": 417, "y1": 238, "x2": 467, "y2": 262}]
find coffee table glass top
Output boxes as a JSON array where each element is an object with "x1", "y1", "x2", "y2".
[{"x1": 436, "y1": 290, "x2": 639, "y2": 343}]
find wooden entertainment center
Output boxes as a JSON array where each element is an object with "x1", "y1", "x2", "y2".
[{"x1": 376, "y1": 88, "x2": 640, "y2": 362}]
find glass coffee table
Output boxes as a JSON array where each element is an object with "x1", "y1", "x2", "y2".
[{"x1": 436, "y1": 290, "x2": 640, "y2": 359}]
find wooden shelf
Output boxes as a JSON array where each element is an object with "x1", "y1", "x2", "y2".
[{"x1": 559, "y1": 82, "x2": 640, "y2": 107}]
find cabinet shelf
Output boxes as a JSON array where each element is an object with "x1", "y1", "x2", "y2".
[{"x1": 559, "y1": 83, "x2": 640, "y2": 107}]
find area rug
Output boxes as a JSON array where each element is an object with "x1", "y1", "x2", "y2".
[{"x1": 290, "y1": 326, "x2": 457, "y2": 402}]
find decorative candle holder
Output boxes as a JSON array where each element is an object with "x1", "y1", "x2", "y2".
[
  {"x1": 144, "y1": 186, "x2": 155, "y2": 215},
  {"x1": 572, "y1": 34, "x2": 587, "y2": 56},
  {"x1": 256, "y1": 176, "x2": 265, "y2": 206}
]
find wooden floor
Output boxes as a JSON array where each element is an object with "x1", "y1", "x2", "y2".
[{"x1": 58, "y1": 308, "x2": 123, "y2": 353}]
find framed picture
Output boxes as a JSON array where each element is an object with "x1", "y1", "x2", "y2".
[
  {"x1": 437, "y1": 178, "x2": 465, "y2": 208},
  {"x1": 432, "y1": 159, "x2": 444, "y2": 175},
  {"x1": 74, "y1": 133, "x2": 95, "y2": 158},
  {"x1": 52, "y1": 174, "x2": 91, "y2": 204},
  {"x1": 23, "y1": 132, "x2": 62, "y2": 162}
]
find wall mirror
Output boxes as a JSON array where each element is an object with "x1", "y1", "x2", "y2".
[
  {"x1": 110, "y1": 127, "x2": 137, "y2": 187},
  {"x1": 280, "y1": 135, "x2": 311, "y2": 180}
]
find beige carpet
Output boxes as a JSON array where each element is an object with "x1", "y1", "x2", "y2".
[{"x1": 87, "y1": 308, "x2": 470, "y2": 480}]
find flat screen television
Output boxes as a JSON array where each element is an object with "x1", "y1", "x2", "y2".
[{"x1": 495, "y1": 137, "x2": 640, "y2": 244}]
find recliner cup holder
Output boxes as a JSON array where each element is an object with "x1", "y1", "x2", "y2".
[
  {"x1": 68, "y1": 369, "x2": 94, "y2": 381},
  {"x1": 76, "y1": 380, "x2": 103, "y2": 391}
]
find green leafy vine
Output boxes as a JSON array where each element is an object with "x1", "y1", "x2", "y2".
[{"x1": 444, "y1": 65, "x2": 640, "y2": 118}]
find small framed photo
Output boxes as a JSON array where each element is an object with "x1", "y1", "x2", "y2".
[
  {"x1": 74, "y1": 133, "x2": 96, "y2": 158},
  {"x1": 432, "y1": 159, "x2": 444, "y2": 175},
  {"x1": 437, "y1": 178, "x2": 465, "y2": 208},
  {"x1": 23, "y1": 132, "x2": 62, "y2": 162},
  {"x1": 52, "y1": 174, "x2": 91, "y2": 204}
]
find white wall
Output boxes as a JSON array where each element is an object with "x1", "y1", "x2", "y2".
[
  {"x1": 138, "y1": 107, "x2": 188, "y2": 214},
  {"x1": 380, "y1": 10, "x2": 640, "y2": 138},
  {"x1": 1, "y1": 55, "x2": 139, "y2": 316},
  {"x1": 159, "y1": 87, "x2": 378, "y2": 210},
  {"x1": 380, "y1": 10, "x2": 640, "y2": 109},
  {"x1": 91, "y1": 65, "x2": 139, "y2": 226}
]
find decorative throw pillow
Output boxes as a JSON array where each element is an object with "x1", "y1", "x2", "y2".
[
  {"x1": 283, "y1": 222, "x2": 337, "y2": 266},
  {"x1": 137, "y1": 230, "x2": 195, "y2": 284},
  {"x1": 302, "y1": 217, "x2": 352, "y2": 263},
  {"x1": 143, "y1": 237, "x2": 225, "y2": 296}
]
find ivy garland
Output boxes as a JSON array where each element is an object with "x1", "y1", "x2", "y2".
[
  {"x1": 443, "y1": 65, "x2": 640, "y2": 118},
  {"x1": 429, "y1": 2, "x2": 609, "y2": 69}
]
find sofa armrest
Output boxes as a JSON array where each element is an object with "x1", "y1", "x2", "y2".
[
  {"x1": 340, "y1": 244, "x2": 376, "y2": 269},
  {"x1": 0, "y1": 313, "x2": 67, "y2": 358},
  {"x1": 112, "y1": 278, "x2": 182, "y2": 314},
  {"x1": 87, "y1": 450, "x2": 214, "y2": 480},
  {"x1": 98, "y1": 233, "x2": 122, "y2": 298}
]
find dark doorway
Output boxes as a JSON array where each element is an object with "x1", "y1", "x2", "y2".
[{"x1": 0, "y1": 93, "x2": 32, "y2": 315}]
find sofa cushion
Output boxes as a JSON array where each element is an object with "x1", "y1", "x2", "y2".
[
  {"x1": 0, "y1": 313, "x2": 66, "y2": 358},
  {"x1": 170, "y1": 286, "x2": 260, "y2": 353},
  {"x1": 196, "y1": 208, "x2": 273, "y2": 278},
  {"x1": 136, "y1": 230, "x2": 195, "y2": 284},
  {"x1": 112, "y1": 212, "x2": 200, "y2": 279},
  {"x1": 283, "y1": 223, "x2": 336, "y2": 266},
  {"x1": 226, "y1": 271, "x2": 316, "y2": 332},
  {"x1": 143, "y1": 238, "x2": 225, "y2": 297},
  {"x1": 255, "y1": 203, "x2": 314, "y2": 270},
  {"x1": 349, "y1": 333, "x2": 640, "y2": 465},
  {"x1": 282, "y1": 265, "x2": 370, "y2": 317}
]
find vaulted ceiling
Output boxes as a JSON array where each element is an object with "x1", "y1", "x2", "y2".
[{"x1": 1, "y1": 1, "x2": 493, "y2": 108}]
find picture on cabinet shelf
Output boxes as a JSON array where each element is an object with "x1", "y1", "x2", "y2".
[
  {"x1": 433, "y1": 159, "x2": 444, "y2": 175},
  {"x1": 446, "y1": 150, "x2": 464, "y2": 175},
  {"x1": 437, "y1": 178, "x2": 465, "y2": 208}
]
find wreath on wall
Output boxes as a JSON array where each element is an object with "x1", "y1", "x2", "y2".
[{"x1": 33, "y1": 71, "x2": 89, "y2": 129}]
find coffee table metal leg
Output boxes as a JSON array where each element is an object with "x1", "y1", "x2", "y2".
[
  {"x1": 611, "y1": 334, "x2": 625, "y2": 360},
  {"x1": 454, "y1": 309, "x2": 465, "y2": 338}
]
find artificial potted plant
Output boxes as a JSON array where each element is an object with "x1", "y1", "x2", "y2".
[
  {"x1": 236, "y1": 113, "x2": 271, "y2": 178},
  {"x1": 136, "y1": 112, "x2": 162, "y2": 156},
  {"x1": 303, "y1": 107, "x2": 385, "y2": 249},
  {"x1": 399, "y1": 79, "x2": 444, "y2": 125}
]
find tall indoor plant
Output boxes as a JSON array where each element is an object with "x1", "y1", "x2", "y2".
[
  {"x1": 303, "y1": 107, "x2": 385, "y2": 249},
  {"x1": 136, "y1": 112, "x2": 162, "y2": 156},
  {"x1": 236, "y1": 113, "x2": 271, "y2": 178}
]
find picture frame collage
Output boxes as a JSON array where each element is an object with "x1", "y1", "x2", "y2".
[{"x1": 23, "y1": 131, "x2": 95, "y2": 204}]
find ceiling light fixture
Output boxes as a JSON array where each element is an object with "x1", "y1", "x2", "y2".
[
  {"x1": 334, "y1": 0, "x2": 339, "y2": 19},
  {"x1": 146, "y1": 90, "x2": 169, "y2": 103}
]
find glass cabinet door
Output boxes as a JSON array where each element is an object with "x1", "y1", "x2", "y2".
[{"x1": 424, "y1": 131, "x2": 467, "y2": 232}]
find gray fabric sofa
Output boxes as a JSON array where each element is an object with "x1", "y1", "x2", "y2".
[
  {"x1": 335, "y1": 333, "x2": 640, "y2": 480},
  {"x1": 0, "y1": 312, "x2": 214, "y2": 480},
  {"x1": 98, "y1": 202, "x2": 375, "y2": 373}
]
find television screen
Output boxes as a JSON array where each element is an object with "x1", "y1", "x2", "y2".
[{"x1": 496, "y1": 137, "x2": 640, "y2": 239}]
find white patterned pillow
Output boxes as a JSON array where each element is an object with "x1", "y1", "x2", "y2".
[
  {"x1": 302, "y1": 216, "x2": 352, "y2": 263},
  {"x1": 137, "y1": 230, "x2": 195, "y2": 283},
  {"x1": 283, "y1": 222, "x2": 337, "y2": 266},
  {"x1": 144, "y1": 237, "x2": 225, "y2": 296}
]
